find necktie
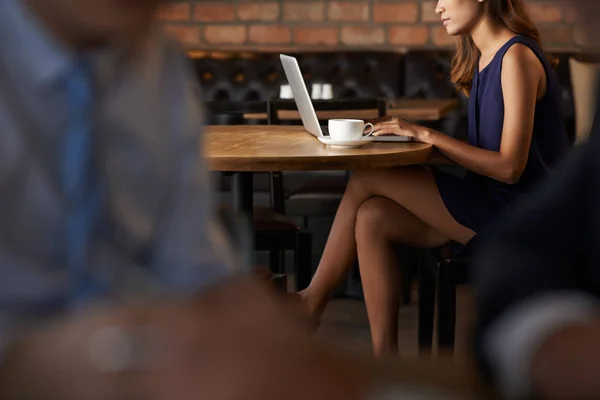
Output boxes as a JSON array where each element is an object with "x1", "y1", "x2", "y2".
[{"x1": 62, "y1": 60, "x2": 101, "y2": 303}]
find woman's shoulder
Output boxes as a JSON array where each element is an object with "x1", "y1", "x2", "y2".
[
  {"x1": 501, "y1": 42, "x2": 545, "y2": 76},
  {"x1": 482, "y1": 36, "x2": 544, "y2": 77}
]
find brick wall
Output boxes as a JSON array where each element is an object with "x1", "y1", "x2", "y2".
[{"x1": 159, "y1": 1, "x2": 590, "y2": 52}]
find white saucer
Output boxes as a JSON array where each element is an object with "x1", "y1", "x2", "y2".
[{"x1": 318, "y1": 136, "x2": 374, "y2": 149}]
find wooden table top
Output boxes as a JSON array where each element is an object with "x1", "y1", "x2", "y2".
[
  {"x1": 205, "y1": 125, "x2": 433, "y2": 172},
  {"x1": 243, "y1": 99, "x2": 459, "y2": 122}
]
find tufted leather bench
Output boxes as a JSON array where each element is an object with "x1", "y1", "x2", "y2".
[{"x1": 191, "y1": 51, "x2": 405, "y2": 104}]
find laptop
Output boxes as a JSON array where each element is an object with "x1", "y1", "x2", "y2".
[{"x1": 279, "y1": 54, "x2": 411, "y2": 142}]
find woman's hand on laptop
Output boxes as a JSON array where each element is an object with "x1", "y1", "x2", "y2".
[{"x1": 371, "y1": 117, "x2": 433, "y2": 143}]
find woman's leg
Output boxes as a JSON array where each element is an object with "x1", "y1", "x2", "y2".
[
  {"x1": 355, "y1": 196, "x2": 449, "y2": 356},
  {"x1": 301, "y1": 166, "x2": 475, "y2": 323},
  {"x1": 299, "y1": 170, "x2": 382, "y2": 318}
]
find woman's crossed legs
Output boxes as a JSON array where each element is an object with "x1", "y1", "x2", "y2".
[{"x1": 301, "y1": 166, "x2": 475, "y2": 356}]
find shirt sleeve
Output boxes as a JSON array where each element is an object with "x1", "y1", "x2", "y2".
[
  {"x1": 147, "y1": 38, "x2": 240, "y2": 296},
  {"x1": 473, "y1": 120, "x2": 600, "y2": 397}
]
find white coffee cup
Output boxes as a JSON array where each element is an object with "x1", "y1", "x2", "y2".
[{"x1": 328, "y1": 119, "x2": 374, "y2": 141}]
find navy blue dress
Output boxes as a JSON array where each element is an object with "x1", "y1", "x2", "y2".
[{"x1": 434, "y1": 35, "x2": 569, "y2": 235}]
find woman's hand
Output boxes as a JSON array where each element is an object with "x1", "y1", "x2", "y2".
[{"x1": 370, "y1": 117, "x2": 433, "y2": 143}]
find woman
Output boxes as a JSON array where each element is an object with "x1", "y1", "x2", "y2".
[{"x1": 299, "y1": 0, "x2": 569, "y2": 357}]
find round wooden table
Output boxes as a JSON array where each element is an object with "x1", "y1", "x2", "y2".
[{"x1": 206, "y1": 125, "x2": 433, "y2": 172}]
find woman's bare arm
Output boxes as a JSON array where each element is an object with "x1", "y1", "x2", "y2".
[{"x1": 432, "y1": 44, "x2": 543, "y2": 183}]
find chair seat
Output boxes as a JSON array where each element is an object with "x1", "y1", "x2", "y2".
[
  {"x1": 253, "y1": 206, "x2": 301, "y2": 232},
  {"x1": 285, "y1": 176, "x2": 348, "y2": 216}
]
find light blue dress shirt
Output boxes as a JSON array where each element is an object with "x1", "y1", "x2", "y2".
[{"x1": 0, "y1": 0, "x2": 237, "y2": 351}]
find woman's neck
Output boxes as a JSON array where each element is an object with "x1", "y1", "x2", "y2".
[{"x1": 470, "y1": 17, "x2": 515, "y2": 58}]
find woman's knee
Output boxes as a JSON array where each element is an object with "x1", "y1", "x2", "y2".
[{"x1": 355, "y1": 197, "x2": 389, "y2": 241}]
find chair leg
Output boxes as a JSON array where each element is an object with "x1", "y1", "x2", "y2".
[
  {"x1": 437, "y1": 261, "x2": 456, "y2": 351},
  {"x1": 295, "y1": 231, "x2": 312, "y2": 292},
  {"x1": 418, "y1": 261, "x2": 436, "y2": 354}
]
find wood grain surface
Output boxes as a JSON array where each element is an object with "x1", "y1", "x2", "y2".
[{"x1": 205, "y1": 125, "x2": 433, "y2": 172}]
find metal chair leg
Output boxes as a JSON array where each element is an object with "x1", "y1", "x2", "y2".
[
  {"x1": 295, "y1": 231, "x2": 312, "y2": 291},
  {"x1": 437, "y1": 261, "x2": 456, "y2": 350},
  {"x1": 418, "y1": 261, "x2": 436, "y2": 354}
]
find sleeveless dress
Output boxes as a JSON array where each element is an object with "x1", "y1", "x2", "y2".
[{"x1": 433, "y1": 35, "x2": 569, "y2": 236}]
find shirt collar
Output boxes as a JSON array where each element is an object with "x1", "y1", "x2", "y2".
[{"x1": 0, "y1": 0, "x2": 74, "y2": 85}]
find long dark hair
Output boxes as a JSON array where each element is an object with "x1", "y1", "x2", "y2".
[{"x1": 451, "y1": 0, "x2": 557, "y2": 96}]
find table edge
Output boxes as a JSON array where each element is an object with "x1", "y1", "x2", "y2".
[{"x1": 208, "y1": 144, "x2": 434, "y2": 172}]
